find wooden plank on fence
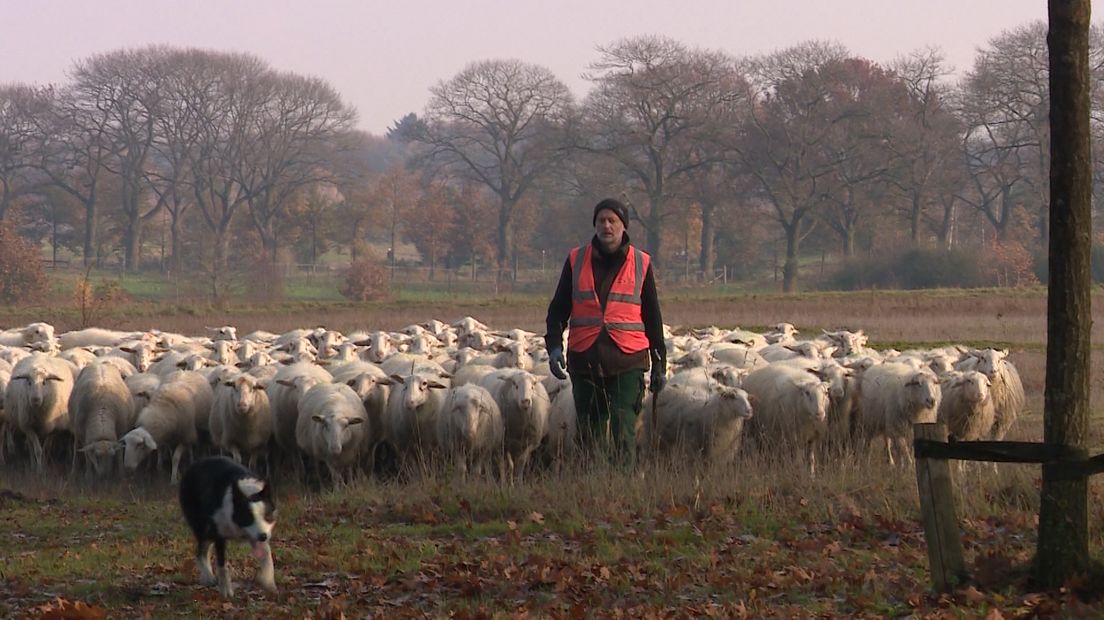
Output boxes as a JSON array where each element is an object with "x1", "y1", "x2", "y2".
[{"x1": 914, "y1": 423, "x2": 968, "y2": 592}]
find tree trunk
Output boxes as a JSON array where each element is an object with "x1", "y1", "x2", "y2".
[
  {"x1": 497, "y1": 199, "x2": 515, "y2": 280},
  {"x1": 1036, "y1": 0, "x2": 1092, "y2": 587},
  {"x1": 844, "y1": 225, "x2": 856, "y2": 258},
  {"x1": 646, "y1": 194, "x2": 663, "y2": 271},
  {"x1": 124, "y1": 216, "x2": 141, "y2": 272},
  {"x1": 83, "y1": 197, "x2": 97, "y2": 268},
  {"x1": 169, "y1": 214, "x2": 182, "y2": 275},
  {"x1": 699, "y1": 203, "x2": 715, "y2": 280},
  {"x1": 782, "y1": 224, "x2": 800, "y2": 293},
  {"x1": 910, "y1": 193, "x2": 922, "y2": 243}
]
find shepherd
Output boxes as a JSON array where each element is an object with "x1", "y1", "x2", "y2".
[{"x1": 544, "y1": 197, "x2": 667, "y2": 466}]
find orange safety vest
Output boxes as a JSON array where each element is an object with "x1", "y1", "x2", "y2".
[{"x1": 567, "y1": 243, "x2": 650, "y2": 354}]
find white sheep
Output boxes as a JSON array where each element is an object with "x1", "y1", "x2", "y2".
[
  {"x1": 477, "y1": 369, "x2": 550, "y2": 479},
  {"x1": 937, "y1": 371, "x2": 995, "y2": 442},
  {"x1": 108, "y1": 340, "x2": 159, "y2": 373},
  {"x1": 125, "y1": 372, "x2": 162, "y2": 415},
  {"x1": 68, "y1": 360, "x2": 136, "y2": 478},
  {"x1": 536, "y1": 380, "x2": 578, "y2": 468},
  {"x1": 3, "y1": 353, "x2": 77, "y2": 472},
  {"x1": 0, "y1": 322, "x2": 56, "y2": 348},
  {"x1": 742, "y1": 363, "x2": 831, "y2": 475},
  {"x1": 121, "y1": 370, "x2": 212, "y2": 483},
  {"x1": 436, "y1": 384, "x2": 505, "y2": 478},
  {"x1": 0, "y1": 364, "x2": 11, "y2": 463},
  {"x1": 267, "y1": 362, "x2": 333, "y2": 454},
  {"x1": 383, "y1": 370, "x2": 449, "y2": 468},
  {"x1": 295, "y1": 382, "x2": 369, "y2": 485},
  {"x1": 206, "y1": 326, "x2": 238, "y2": 342},
  {"x1": 354, "y1": 331, "x2": 397, "y2": 364},
  {"x1": 57, "y1": 328, "x2": 147, "y2": 350},
  {"x1": 954, "y1": 348, "x2": 1024, "y2": 440},
  {"x1": 468, "y1": 341, "x2": 533, "y2": 371},
  {"x1": 59, "y1": 347, "x2": 99, "y2": 370},
  {"x1": 210, "y1": 372, "x2": 273, "y2": 471},
  {"x1": 638, "y1": 383, "x2": 753, "y2": 466},
  {"x1": 668, "y1": 364, "x2": 747, "y2": 395},
  {"x1": 856, "y1": 362, "x2": 942, "y2": 467},
  {"x1": 329, "y1": 361, "x2": 391, "y2": 474}
]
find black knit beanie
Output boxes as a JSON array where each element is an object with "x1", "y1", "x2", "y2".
[{"x1": 592, "y1": 198, "x2": 629, "y2": 228}]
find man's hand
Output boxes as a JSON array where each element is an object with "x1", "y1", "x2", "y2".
[
  {"x1": 649, "y1": 366, "x2": 666, "y2": 393},
  {"x1": 548, "y1": 346, "x2": 567, "y2": 380}
]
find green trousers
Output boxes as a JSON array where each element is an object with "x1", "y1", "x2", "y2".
[{"x1": 570, "y1": 370, "x2": 646, "y2": 465}]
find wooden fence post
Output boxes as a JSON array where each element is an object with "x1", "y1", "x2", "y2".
[{"x1": 914, "y1": 422, "x2": 968, "y2": 591}]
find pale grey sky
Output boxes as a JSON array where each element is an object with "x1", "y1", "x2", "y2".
[{"x1": 0, "y1": 0, "x2": 1086, "y2": 134}]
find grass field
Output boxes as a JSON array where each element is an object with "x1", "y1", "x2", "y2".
[{"x1": 2, "y1": 287, "x2": 1104, "y2": 617}]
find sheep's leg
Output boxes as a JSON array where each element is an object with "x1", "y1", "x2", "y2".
[
  {"x1": 171, "y1": 445, "x2": 186, "y2": 485},
  {"x1": 70, "y1": 437, "x2": 80, "y2": 478},
  {"x1": 807, "y1": 442, "x2": 817, "y2": 478},
  {"x1": 27, "y1": 433, "x2": 45, "y2": 473},
  {"x1": 883, "y1": 436, "x2": 895, "y2": 467},
  {"x1": 230, "y1": 447, "x2": 242, "y2": 464},
  {"x1": 197, "y1": 539, "x2": 216, "y2": 586}
]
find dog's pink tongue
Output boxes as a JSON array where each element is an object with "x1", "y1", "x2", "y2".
[{"x1": 252, "y1": 542, "x2": 268, "y2": 560}]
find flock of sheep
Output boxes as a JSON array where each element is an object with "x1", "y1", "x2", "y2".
[{"x1": 0, "y1": 318, "x2": 1025, "y2": 485}]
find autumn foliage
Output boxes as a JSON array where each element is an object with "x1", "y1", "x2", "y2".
[
  {"x1": 0, "y1": 222, "x2": 47, "y2": 305},
  {"x1": 984, "y1": 240, "x2": 1039, "y2": 287},
  {"x1": 340, "y1": 257, "x2": 390, "y2": 301}
]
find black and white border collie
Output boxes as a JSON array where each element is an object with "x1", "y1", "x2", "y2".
[{"x1": 179, "y1": 456, "x2": 277, "y2": 597}]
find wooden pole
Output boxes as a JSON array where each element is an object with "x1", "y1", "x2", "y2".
[{"x1": 914, "y1": 423, "x2": 968, "y2": 591}]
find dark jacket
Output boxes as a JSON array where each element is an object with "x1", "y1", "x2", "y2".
[{"x1": 544, "y1": 233, "x2": 666, "y2": 377}]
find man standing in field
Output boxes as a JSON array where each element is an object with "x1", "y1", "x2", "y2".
[{"x1": 545, "y1": 198, "x2": 666, "y2": 465}]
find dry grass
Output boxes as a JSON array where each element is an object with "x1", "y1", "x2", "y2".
[{"x1": 3, "y1": 287, "x2": 1104, "y2": 616}]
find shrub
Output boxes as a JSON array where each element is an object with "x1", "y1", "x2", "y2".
[
  {"x1": 75, "y1": 272, "x2": 129, "y2": 327},
  {"x1": 340, "y1": 258, "x2": 390, "y2": 301},
  {"x1": 0, "y1": 222, "x2": 47, "y2": 304},
  {"x1": 825, "y1": 247, "x2": 985, "y2": 290},
  {"x1": 982, "y1": 240, "x2": 1038, "y2": 287}
]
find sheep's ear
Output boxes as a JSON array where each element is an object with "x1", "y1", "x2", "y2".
[
  {"x1": 389, "y1": 374, "x2": 406, "y2": 384},
  {"x1": 377, "y1": 377, "x2": 394, "y2": 386},
  {"x1": 438, "y1": 371, "x2": 453, "y2": 379},
  {"x1": 312, "y1": 415, "x2": 325, "y2": 424},
  {"x1": 347, "y1": 418, "x2": 365, "y2": 426},
  {"x1": 144, "y1": 435, "x2": 158, "y2": 450},
  {"x1": 45, "y1": 374, "x2": 64, "y2": 382},
  {"x1": 119, "y1": 346, "x2": 136, "y2": 353},
  {"x1": 235, "y1": 361, "x2": 248, "y2": 368},
  {"x1": 223, "y1": 380, "x2": 235, "y2": 387},
  {"x1": 276, "y1": 379, "x2": 296, "y2": 387},
  {"x1": 428, "y1": 381, "x2": 448, "y2": 390},
  {"x1": 998, "y1": 348, "x2": 1009, "y2": 358}
]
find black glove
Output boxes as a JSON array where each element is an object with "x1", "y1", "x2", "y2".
[
  {"x1": 649, "y1": 366, "x2": 666, "y2": 393},
  {"x1": 548, "y1": 346, "x2": 567, "y2": 380}
]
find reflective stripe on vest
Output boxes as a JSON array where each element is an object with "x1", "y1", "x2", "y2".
[{"x1": 567, "y1": 243, "x2": 650, "y2": 354}]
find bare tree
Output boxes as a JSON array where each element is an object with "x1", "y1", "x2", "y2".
[
  {"x1": 957, "y1": 22, "x2": 1049, "y2": 244},
  {"x1": 0, "y1": 85, "x2": 49, "y2": 221},
  {"x1": 735, "y1": 41, "x2": 853, "y2": 292},
  {"x1": 70, "y1": 46, "x2": 171, "y2": 270},
  {"x1": 580, "y1": 36, "x2": 740, "y2": 268},
  {"x1": 241, "y1": 71, "x2": 356, "y2": 263},
  {"x1": 886, "y1": 49, "x2": 965, "y2": 246},
  {"x1": 412, "y1": 59, "x2": 572, "y2": 278}
]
